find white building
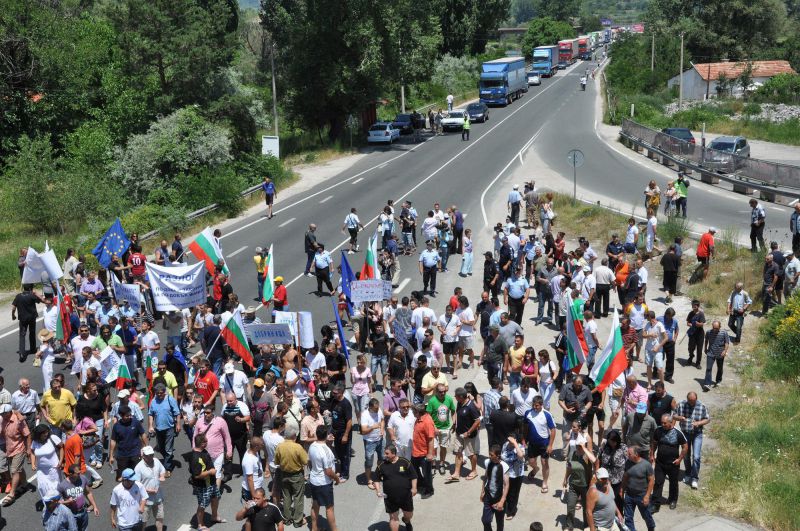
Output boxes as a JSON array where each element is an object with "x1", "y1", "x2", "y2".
[{"x1": 667, "y1": 60, "x2": 796, "y2": 100}]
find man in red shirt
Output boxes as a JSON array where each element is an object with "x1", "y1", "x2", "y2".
[
  {"x1": 695, "y1": 228, "x2": 716, "y2": 281},
  {"x1": 194, "y1": 360, "x2": 220, "y2": 407},
  {"x1": 411, "y1": 404, "x2": 435, "y2": 499},
  {"x1": 127, "y1": 244, "x2": 148, "y2": 281},
  {"x1": 271, "y1": 276, "x2": 288, "y2": 321}
]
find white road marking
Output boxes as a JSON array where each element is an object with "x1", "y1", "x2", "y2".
[
  {"x1": 377, "y1": 162, "x2": 388, "y2": 169},
  {"x1": 352, "y1": 177, "x2": 364, "y2": 184},
  {"x1": 279, "y1": 217, "x2": 296, "y2": 227},
  {"x1": 319, "y1": 195, "x2": 334, "y2": 203},
  {"x1": 227, "y1": 245, "x2": 248, "y2": 257},
  {"x1": 175, "y1": 525, "x2": 193, "y2": 531},
  {"x1": 394, "y1": 278, "x2": 410, "y2": 293}
]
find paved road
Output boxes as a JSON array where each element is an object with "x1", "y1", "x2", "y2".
[{"x1": 0, "y1": 57, "x2": 782, "y2": 530}]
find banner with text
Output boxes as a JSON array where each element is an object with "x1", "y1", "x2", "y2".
[
  {"x1": 146, "y1": 261, "x2": 206, "y2": 311},
  {"x1": 111, "y1": 275, "x2": 142, "y2": 313},
  {"x1": 98, "y1": 346, "x2": 122, "y2": 382},
  {"x1": 351, "y1": 279, "x2": 393, "y2": 304},
  {"x1": 248, "y1": 323, "x2": 294, "y2": 345},
  {"x1": 274, "y1": 311, "x2": 299, "y2": 342}
]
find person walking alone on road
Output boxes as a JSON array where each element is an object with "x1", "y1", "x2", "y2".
[
  {"x1": 462, "y1": 114, "x2": 470, "y2": 141},
  {"x1": 726, "y1": 282, "x2": 751, "y2": 343},
  {"x1": 790, "y1": 203, "x2": 800, "y2": 256},
  {"x1": 342, "y1": 207, "x2": 364, "y2": 255},
  {"x1": 11, "y1": 284, "x2": 40, "y2": 362},
  {"x1": 507, "y1": 185, "x2": 522, "y2": 227},
  {"x1": 749, "y1": 198, "x2": 767, "y2": 253},
  {"x1": 312, "y1": 244, "x2": 335, "y2": 296},
  {"x1": 447, "y1": 94, "x2": 454, "y2": 111},
  {"x1": 375, "y1": 444, "x2": 417, "y2": 531},
  {"x1": 262, "y1": 176, "x2": 276, "y2": 219},
  {"x1": 303, "y1": 224, "x2": 318, "y2": 277}
]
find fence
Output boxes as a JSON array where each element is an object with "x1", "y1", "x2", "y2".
[{"x1": 620, "y1": 118, "x2": 800, "y2": 197}]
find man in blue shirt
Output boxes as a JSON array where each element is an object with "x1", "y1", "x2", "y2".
[
  {"x1": 312, "y1": 244, "x2": 335, "y2": 296},
  {"x1": 262, "y1": 176, "x2": 276, "y2": 219},
  {"x1": 148, "y1": 383, "x2": 181, "y2": 475},
  {"x1": 418, "y1": 241, "x2": 442, "y2": 296},
  {"x1": 657, "y1": 308, "x2": 680, "y2": 384},
  {"x1": 503, "y1": 270, "x2": 530, "y2": 325},
  {"x1": 507, "y1": 184, "x2": 523, "y2": 226}
]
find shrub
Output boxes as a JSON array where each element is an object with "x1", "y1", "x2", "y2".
[
  {"x1": 174, "y1": 165, "x2": 245, "y2": 215},
  {"x1": 753, "y1": 73, "x2": 800, "y2": 104},
  {"x1": 765, "y1": 293, "x2": 800, "y2": 380},
  {"x1": 431, "y1": 54, "x2": 478, "y2": 95}
]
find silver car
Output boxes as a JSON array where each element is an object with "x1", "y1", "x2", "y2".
[{"x1": 706, "y1": 135, "x2": 750, "y2": 172}]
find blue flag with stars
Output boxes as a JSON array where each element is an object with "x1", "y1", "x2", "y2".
[{"x1": 92, "y1": 218, "x2": 131, "y2": 268}]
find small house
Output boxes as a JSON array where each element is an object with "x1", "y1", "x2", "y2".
[{"x1": 667, "y1": 60, "x2": 796, "y2": 99}]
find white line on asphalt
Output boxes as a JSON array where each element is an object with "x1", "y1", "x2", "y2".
[
  {"x1": 319, "y1": 195, "x2": 334, "y2": 203},
  {"x1": 175, "y1": 525, "x2": 192, "y2": 531},
  {"x1": 227, "y1": 245, "x2": 248, "y2": 257},
  {"x1": 394, "y1": 278, "x2": 410, "y2": 293},
  {"x1": 279, "y1": 217, "x2": 296, "y2": 227},
  {"x1": 352, "y1": 177, "x2": 364, "y2": 184},
  {"x1": 284, "y1": 64, "x2": 581, "y2": 292},
  {"x1": 378, "y1": 162, "x2": 388, "y2": 169}
]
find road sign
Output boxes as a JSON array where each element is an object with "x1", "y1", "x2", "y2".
[{"x1": 567, "y1": 149, "x2": 585, "y2": 168}]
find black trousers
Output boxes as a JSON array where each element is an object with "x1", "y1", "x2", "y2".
[
  {"x1": 505, "y1": 476, "x2": 523, "y2": 516},
  {"x1": 423, "y1": 266, "x2": 437, "y2": 293},
  {"x1": 654, "y1": 459, "x2": 681, "y2": 505},
  {"x1": 507, "y1": 296, "x2": 524, "y2": 324},
  {"x1": 411, "y1": 456, "x2": 433, "y2": 495},
  {"x1": 750, "y1": 224, "x2": 765, "y2": 252},
  {"x1": 510, "y1": 202, "x2": 520, "y2": 225},
  {"x1": 18, "y1": 319, "x2": 36, "y2": 355},
  {"x1": 452, "y1": 228, "x2": 463, "y2": 254},
  {"x1": 664, "y1": 340, "x2": 676, "y2": 380},
  {"x1": 793, "y1": 233, "x2": 800, "y2": 256},
  {"x1": 316, "y1": 266, "x2": 334, "y2": 294},
  {"x1": 704, "y1": 355, "x2": 724, "y2": 385},
  {"x1": 333, "y1": 432, "x2": 351, "y2": 478},
  {"x1": 663, "y1": 271, "x2": 678, "y2": 294},
  {"x1": 687, "y1": 333, "x2": 702, "y2": 364},
  {"x1": 594, "y1": 284, "x2": 611, "y2": 317},
  {"x1": 484, "y1": 280, "x2": 499, "y2": 298}
]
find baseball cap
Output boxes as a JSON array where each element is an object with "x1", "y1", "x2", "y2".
[
  {"x1": 141, "y1": 446, "x2": 155, "y2": 456},
  {"x1": 253, "y1": 378, "x2": 265, "y2": 388},
  {"x1": 636, "y1": 401, "x2": 648, "y2": 414},
  {"x1": 784, "y1": 250, "x2": 795, "y2": 257},
  {"x1": 117, "y1": 389, "x2": 131, "y2": 399},
  {"x1": 596, "y1": 467, "x2": 610, "y2": 479},
  {"x1": 224, "y1": 362, "x2": 235, "y2": 374},
  {"x1": 709, "y1": 227, "x2": 718, "y2": 233},
  {"x1": 275, "y1": 276, "x2": 284, "y2": 282},
  {"x1": 121, "y1": 468, "x2": 139, "y2": 481},
  {"x1": 582, "y1": 265, "x2": 591, "y2": 273},
  {"x1": 255, "y1": 246, "x2": 263, "y2": 253},
  {"x1": 513, "y1": 184, "x2": 519, "y2": 189},
  {"x1": 43, "y1": 491, "x2": 61, "y2": 502}
]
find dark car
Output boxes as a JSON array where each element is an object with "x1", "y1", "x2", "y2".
[
  {"x1": 391, "y1": 114, "x2": 414, "y2": 134},
  {"x1": 659, "y1": 127, "x2": 696, "y2": 155},
  {"x1": 466, "y1": 102, "x2": 490, "y2": 123}
]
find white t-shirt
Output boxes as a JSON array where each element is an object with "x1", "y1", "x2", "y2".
[
  {"x1": 388, "y1": 411, "x2": 416, "y2": 447},
  {"x1": 511, "y1": 387, "x2": 540, "y2": 416},
  {"x1": 638, "y1": 267, "x2": 649, "y2": 286},
  {"x1": 456, "y1": 307, "x2": 475, "y2": 336},
  {"x1": 626, "y1": 225, "x2": 639, "y2": 245},
  {"x1": 360, "y1": 409, "x2": 383, "y2": 442},
  {"x1": 421, "y1": 218, "x2": 439, "y2": 240},
  {"x1": 72, "y1": 355, "x2": 102, "y2": 385},
  {"x1": 134, "y1": 459, "x2": 165, "y2": 504},
  {"x1": 138, "y1": 331, "x2": 160, "y2": 353},
  {"x1": 308, "y1": 442, "x2": 336, "y2": 487},
  {"x1": 70, "y1": 336, "x2": 95, "y2": 356},
  {"x1": 647, "y1": 216, "x2": 658, "y2": 238},
  {"x1": 437, "y1": 314, "x2": 459, "y2": 343},
  {"x1": 411, "y1": 307, "x2": 437, "y2": 331},
  {"x1": 241, "y1": 451, "x2": 264, "y2": 492},
  {"x1": 286, "y1": 369, "x2": 308, "y2": 402},
  {"x1": 447, "y1": 94, "x2": 454, "y2": 105},
  {"x1": 584, "y1": 319, "x2": 598, "y2": 349},
  {"x1": 411, "y1": 350, "x2": 434, "y2": 369},
  {"x1": 222, "y1": 370, "x2": 249, "y2": 400},
  {"x1": 308, "y1": 352, "x2": 327, "y2": 373},
  {"x1": 264, "y1": 431, "x2": 285, "y2": 472},
  {"x1": 110, "y1": 481, "x2": 146, "y2": 527},
  {"x1": 43, "y1": 306, "x2": 58, "y2": 332},
  {"x1": 644, "y1": 321, "x2": 666, "y2": 352}
]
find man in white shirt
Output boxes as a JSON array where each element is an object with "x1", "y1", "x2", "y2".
[
  {"x1": 637, "y1": 259, "x2": 649, "y2": 298},
  {"x1": 138, "y1": 320, "x2": 161, "y2": 360},
  {"x1": 69, "y1": 324, "x2": 95, "y2": 365},
  {"x1": 72, "y1": 346, "x2": 101, "y2": 389},
  {"x1": 646, "y1": 210, "x2": 658, "y2": 253},
  {"x1": 583, "y1": 310, "x2": 600, "y2": 368},
  {"x1": 222, "y1": 362, "x2": 251, "y2": 402},
  {"x1": 624, "y1": 217, "x2": 639, "y2": 254},
  {"x1": 455, "y1": 297, "x2": 477, "y2": 370},
  {"x1": 446, "y1": 94, "x2": 454, "y2": 111},
  {"x1": 360, "y1": 398, "x2": 384, "y2": 489},
  {"x1": 110, "y1": 468, "x2": 147, "y2": 530},
  {"x1": 134, "y1": 446, "x2": 166, "y2": 531},
  {"x1": 411, "y1": 298, "x2": 437, "y2": 333},
  {"x1": 511, "y1": 377, "x2": 540, "y2": 416},
  {"x1": 42, "y1": 295, "x2": 59, "y2": 333},
  {"x1": 308, "y1": 424, "x2": 340, "y2": 531},
  {"x1": 387, "y1": 398, "x2": 416, "y2": 459},
  {"x1": 643, "y1": 311, "x2": 667, "y2": 390},
  {"x1": 241, "y1": 436, "x2": 265, "y2": 502}
]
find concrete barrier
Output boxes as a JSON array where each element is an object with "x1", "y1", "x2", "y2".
[
  {"x1": 733, "y1": 182, "x2": 755, "y2": 195},
  {"x1": 699, "y1": 171, "x2": 720, "y2": 185}
]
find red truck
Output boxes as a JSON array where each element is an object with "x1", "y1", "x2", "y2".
[
  {"x1": 558, "y1": 38, "x2": 578, "y2": 69},
  {"x1": 577, "y1": 36, "x2": 590, "y2": 60}
]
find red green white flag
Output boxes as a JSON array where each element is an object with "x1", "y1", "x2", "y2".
[
  {"x1": 589, "y1": 311, "x2": 628, "y2": 393},
  {"x1": 54, "y1": 287, "x2": 72, "y2": 341},
  {"x1": 115, "y1": 362, "x2": 133, "y2": 391},
  {"x1": 360, "y1": 231, "x2": 379, "y2": 280},
  {"x1": 565, "y1": 302, "x2": 588, "y2": 373},
  {"x1": 221, "y1": 309, "x2": 254, "y2": 369},
  {"x1": 261, "y1": 245, "x2": 274, "y2": 305},
  {"x1": 188, "y1": 227, "x2": 230, "y2": 276}
]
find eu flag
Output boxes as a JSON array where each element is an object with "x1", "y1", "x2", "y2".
[
  {"x1": 339, "y1": 250, "x2": 357, "y2": 316},
  {"x1": 330, "y1": 297, "x2": 351, "y2": 362},
  {"x1": 92, "y1": 218, "x2": 131, "y2": 268}
]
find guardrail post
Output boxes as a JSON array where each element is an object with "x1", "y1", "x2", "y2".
[
  {"x1": 661, "y1": 155, "x2": 673, "y2": 168},
  {"x1": 679, "y1": 165, "x2": 692, "y2": 175},
  {"x1": 733, "y1": 182, "x2": 755, "y2": 195},
  {"x1": 647, "y1": 149, "x2": 657, "y2": 160},
  {"x1": 699, "y1": 170, "x2": 720, "y2": 185},
  {"x1": 759, "y1": 190, "x2": 776, "y2": 203}
]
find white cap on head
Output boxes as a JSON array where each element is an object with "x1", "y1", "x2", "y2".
[
  {"x1": 141, "y1": 445, "x2": 155, "y2": 456},
  {"x1": 224, "y1": 362, "x2": 235, "y2": 374},
  {"x1": 513, "y1": 184, "x2": 519, "y2": 190},
  {"x1": 596, "y1": 467, "x2": 610, "y2": 479},
  {"x1": 709, "y1": 227, "x2": 718, "y2": 233}
]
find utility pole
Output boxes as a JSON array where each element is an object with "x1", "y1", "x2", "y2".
[
  {"x1": 270, "y1": 40, "x2": 279, "y2": 137},
  {"x1": 651, "y1": 33, "x2": 655, "y2": 71},
  {"x1": 678, "y1": 32, "x2": 685, "y2": 110},
  {"x1": 401, "y1": 83, "x2": 406, "y2": 114}
]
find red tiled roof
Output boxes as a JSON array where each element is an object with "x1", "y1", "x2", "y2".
[{"x1": 693, "y1": 61, "x2": 796, "y2": 81}]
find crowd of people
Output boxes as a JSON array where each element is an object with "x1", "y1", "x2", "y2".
[{"x1": 3, "y1": 174, "x2": 799, "y2": 531}]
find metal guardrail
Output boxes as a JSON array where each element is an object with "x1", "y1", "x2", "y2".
[
  {"x1": 620, "y1": 118, "x2": 800, "y2": 200},
  {"x1": 139, "y1": 183, "x2": 263, "y2": 242}
]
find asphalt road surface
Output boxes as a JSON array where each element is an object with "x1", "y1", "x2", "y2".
[{"x1": 0, "y1": 58, "x2": 793, "y2": 530}]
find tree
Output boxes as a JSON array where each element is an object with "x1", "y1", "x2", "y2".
[
  {"x1": 438, "y1": 0, "x2": 480, "y2": 56},
  {"x1": 715, "y1": 73, "x2": 732, "y2": 97},
  {"x1": 580, "y1": 14, "x2": 603, "y2": 32},
  {"x1": 605, "y1": 32, "x2": 686, "y2": 95},
  {"x1": 471, "y1": 0, "x2": 512, "y2": 54},
  {"x1": 737, "y1": 62, "x2": 755, "y2": 99},
  {"x1": 522, "y1": 17, "x2": 575, "y2": 55},
  {"x1": 510, "y1": 0, "x2": 537, "y2": 24},
  {"x1": 536, "y1": 0, "x2": 580, "y2": 22}
]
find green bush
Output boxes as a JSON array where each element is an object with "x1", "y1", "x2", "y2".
[
  {"x1": 743, "y1": 102, "x2": 762, "y2": 116},
  {"x1": 174, "y1": 165, "x2": 245, "y2": 215},
  {"x1": 763, "y1": 293, "x2": 800, "y2": 380},
  {"x1": 753, "y1": 73, "x2": 800, "y2": 104}
]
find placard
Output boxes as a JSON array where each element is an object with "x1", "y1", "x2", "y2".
[
  {"x1": 298, "y1": 311, "x2": 315, "y2": 349},
  {"x1": 146, "y1": 261, "x2": 206, "y2": 311},
  {"x1": 351, "y1": 279, "x2": 392, "y2": 304},
  {"x1": 274, "y1": 311, "x2": 298, "y2": 341},
  {"x1": 248, "y1": 323, "x2": 293, "y2": 345},
  {"x1": 98, "y1": 346, "x2": 121, "y2": 382}
]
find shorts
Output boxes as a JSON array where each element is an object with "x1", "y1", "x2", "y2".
[
  {"x1": 775, "y1": 276, "x2": 784, "y2": 290},
  {"x1": 214, "y1": 453, "x2": 225, "y2": 479},
  {"x1": 458, "y1": 335, "x2": 474, "y2": 350},
  {"x1": 442, "y1": 341, "x2": 457, "y2": 355},
  {"x1": 310, "y1": 483, "x2": 335, "y2": 507},
  {"x1": 241, "y1": 487, "x2": 253, "y2": 502},
  {"x1": 265, "y1": 194, "x2": 274, "y2": 206},
  {"x1": 526, "y1": 444, "x2": 550, "y2": 460},
  {"x1": 348, "y1": 228, "x2": 358, "y2": 245},
  {"x1": 193, "y1": 484, "x2": 220, "y2": 508},
  {"x1": 0, "y1": 449, "x2": 7, "y2": 474},
  {"x1": 384, "y1": 493, "x2": 414, "y2": 514},
  {"x1": 9, "y1": 452, "x2": 26, "y2": 475},
  {"x1": 635, "y1": 329, "x2": 644, "y2": 347},
  {"x1": 452, "y1": 434, "x2": 479, "y2": 457},
  {"x1": 609, "y1": 394, "x2": 623, "y2": 413},
  {"x1": 145, "y1": 502, "x2": 164, "y2": 521},
  {"x1": 435, "y1": 429, "x2": 451, "y2": 449},
  {"x1": 697, "y1": 256, "x2": 709, "y2": 265},
  {"x1": 645, "y1": 349, "x2": 665, "y2": 369},
  {"x1": 364, "y1": 438, "x2": 384, "y2": 468},
  {"x1": 584, "y1": 406, "x2": 606, "y2": 424}
]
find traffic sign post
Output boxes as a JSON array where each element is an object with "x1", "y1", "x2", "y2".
[{"x1": 567, "y1": 149, "x2": 585, "y2": 203}]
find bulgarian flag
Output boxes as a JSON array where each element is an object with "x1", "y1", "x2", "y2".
[
  {"x1": 221, "y1": 309, "x2": 254, "y2": 369},
  {"x1": 589, "y1": 311, "x2": 628, "y2": 393},
  {"x1": 143, "y1": 351, "x2": 159, "y2": 405},
  {"x1": 360, "y1": 230, "x2": 379, "y2": 280},
  {"x1": 261, "y1": 245, "x2": 274, "y2": 305},
  {"x1": 115, "y1": 362, "x2": 134, "y2": 391},
  {"x1": 54, "y1": 285, "x2": 72, "y2": 341},
  {"x1": 188, "y1": 227, "x2": 229, "y2": 276},
  {"x1": 565, "y1": 301, "x2": 588, "y2": 374}
]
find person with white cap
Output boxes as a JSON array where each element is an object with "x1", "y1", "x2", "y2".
[
  {"x1": 222, "y1": 361, "x2": 250, "y2": 402},
  {"x1": 109, "y1": 468, "x2": 147, "y2": 530},
  {"x1": 134, "y1": 446, "x2": 166, "y2": 531},
  {"x1": 35, "y1": 328, "x2": 57, "y2": 392},
  {"x1": 42, "y1": 490, "x2": 78, "y2": 531},
  {"x1": 585, "y1": 467, "x2": 623, "y2": 531},
  {"x1": 783, "y1": 249, "x2": 800, "y2": 297},
  {"x1": 507, "y1": 185, "x2": 522, "y2": 226}
]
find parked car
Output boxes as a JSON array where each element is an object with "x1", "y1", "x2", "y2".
[
  {"x1": 659, "y1": 127, "x2": 696, "y2": 155},
  {"x1": 527, "y1": 72, "x2": 541, "y2": 86},
  {"x1": 367, "y1": 122, "x2": 400, "y2": 144},
  {"x1": 391, "y1": 113, "x2": 414, "y2": 134},
  {"x1": 706, "y1": 135, "x2": 751, "y2": 172},
  {"x1": 441, "y1": 110, "x2": 467, "y2": 131},
  {"x1": 466, "y1": 102, "x2": 489, "y2": 123}
]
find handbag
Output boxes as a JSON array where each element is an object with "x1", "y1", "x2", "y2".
[{"x1": 547, "y1": 207, "x2": 557, "y2": 220}]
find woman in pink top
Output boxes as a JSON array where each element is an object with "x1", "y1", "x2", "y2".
[
  {"x1": 192, "y1": 405, "x2": 232, "y2": 491},
  {"x1": 521, "y1": 349, "x2": 538, "y2": 380},
  {"x1": 350, "y1": 354, "x2": 373, "y2": 419}
]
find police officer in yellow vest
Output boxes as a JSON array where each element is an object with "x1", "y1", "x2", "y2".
[{"x1": 462, "y1": 113, "x2": 470, "y2": 141}]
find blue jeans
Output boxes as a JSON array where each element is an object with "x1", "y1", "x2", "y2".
[
  {"x1": 440, "y1": 246, "x2": 450, "y2": 269},
  {"x1": 684, "y1": 432, "x2": 703, "y2": 481},
  {"x1": 91, "y1": 419, "x2": 105, "y2": 464},
  {"x1": 364, "y1": 438, "x2": 384, "y2": 468},
  {"x1": 156, "y1": 428, "x2": 176, "y2": 471},
  {"x1": 508, "y1": 371, "x2": 522, "y2": 392},
  {"x1": 587, "y1": 345, "x2": 598, "y2": 368},
  {"x1": 257, "y1": 273, "x2": 264, "y2": 300},
  {"x1": 624, "y1": 493, "x2": 656, "y2": 531},
  {"x1": 74, "y1": 510, "x2": 89, "y2": 531},
  {"x1": 460, "y1": 251, "x2": 473, "y2": 275},
  {"x1": 402, "y1": 232, "x2": 414, "y2": 248},
  {"x1": 211, "y1": 356, "x2": 224, "y2": 378},
  {"x1": 537, "y1": 290, "x2": 553, "y2": 320}
]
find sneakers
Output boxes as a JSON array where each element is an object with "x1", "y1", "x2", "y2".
[
  {"x1": 691, "y1": 480, "x2": 698, "y2": 489},
  {"x1": 348, "y1": 250, "x2": 354, "y2": 255},
  {"x1": 91, "y1": 478, "x2": 103, "y2": 489}
]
